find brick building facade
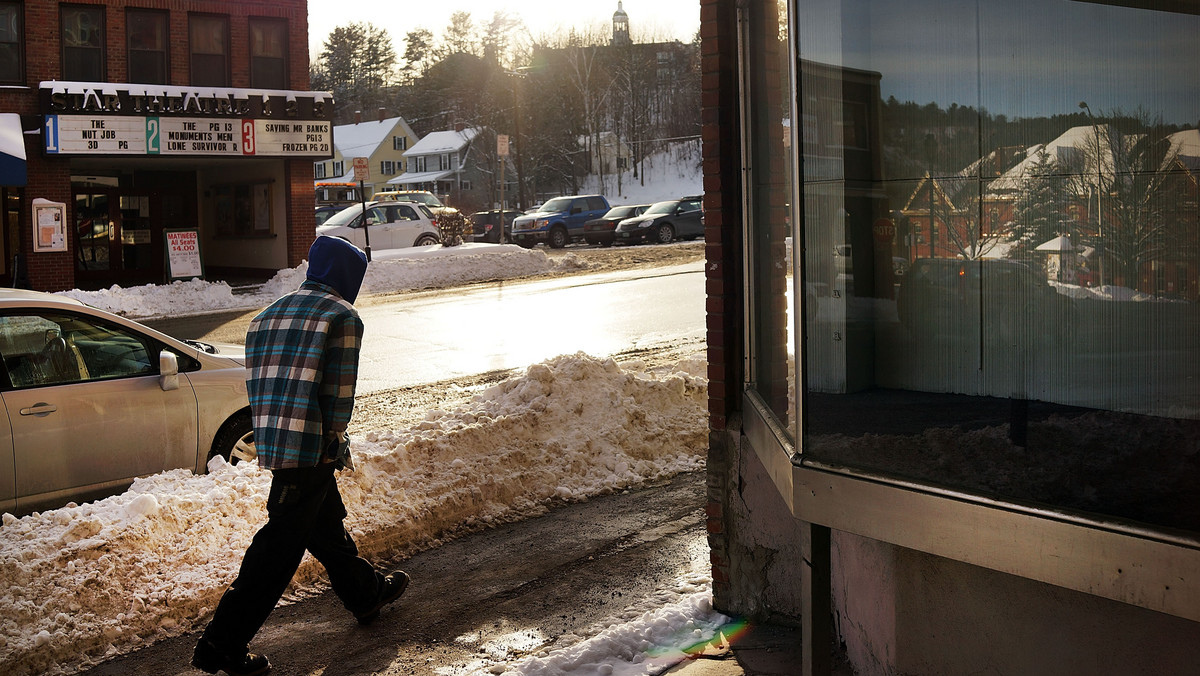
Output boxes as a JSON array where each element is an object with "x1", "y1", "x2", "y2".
[{"x1": 0, "y1": 0, "x2": 327, "y2": 291}]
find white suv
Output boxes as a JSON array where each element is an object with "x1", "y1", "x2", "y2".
[{"x1": 316, "y1": 201, "x2": 441, "y2": 250}]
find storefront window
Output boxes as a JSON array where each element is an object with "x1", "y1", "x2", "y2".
[
  {"x1": 742, "y1": 0, "x2": 797, "y2": 435},
  {"x1": 0, "y1": 2, "x2": 22, "y2": 85},
  {"x1": 190, "y1": 14, "x2": 229, "y2": 87},
  {"x1": 61, "y1": 5, "x2": 105, "y2": 82},
  {"x1": 127, "y1": 10, "x2": 168, "y2": 84},
  {"x1": 793, "y1": 0, "x2": 1200, "y2": 534}
]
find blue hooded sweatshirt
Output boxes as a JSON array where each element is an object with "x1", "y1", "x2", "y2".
[{"x1": 305, "y1": 236, "x2": 368, "y2": 303}]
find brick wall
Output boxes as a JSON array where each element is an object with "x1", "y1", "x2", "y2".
[{"x1": 700, "y1": 0, "x2": 744, "y2": 612}]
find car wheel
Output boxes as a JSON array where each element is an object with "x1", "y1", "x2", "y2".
[
  {"x1": 654, "y1": 223, "x2": 675, "y2": 244},
  {"x1": 414, "y1": 233, "x2": 440, "y2": 247},
  {"x1": 209, "y1": 412, "x2": 254, "y2": 466},
  {"x1": 599, "y1": 239, "x2": 613, "y2": 247},
  {"x1": 548, "y1": 226, "x2": 568, "y2": 249}
]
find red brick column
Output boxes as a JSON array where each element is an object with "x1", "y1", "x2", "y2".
[{"x1": 701, "y1": 0, "x2": 745, "y2": 611}]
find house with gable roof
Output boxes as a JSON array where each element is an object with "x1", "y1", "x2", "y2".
[
  {"x1": 314, "y1": 112, "x2": 419, "y2": 205},
  {"x1": 898, "y1": 124, "x2": 1200, "y2": 297},
  {"x1": 387, "y1": 124, "x2": 490, "y2": 213}
]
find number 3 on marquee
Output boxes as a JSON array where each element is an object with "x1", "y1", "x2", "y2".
[{"x1": 241, "y1": 120, "x2": 255, "y2": 155}]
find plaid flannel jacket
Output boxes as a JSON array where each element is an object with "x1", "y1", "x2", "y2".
[{"x1": 245, "y1": 280, "x2": 363, "y2": 470}]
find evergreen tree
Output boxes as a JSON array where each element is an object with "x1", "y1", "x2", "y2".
[
  {"x1": 400, "y1": 28, "x2": 435, "y2": 84},
  {"x1": 311, "y1": 22, "x2": 397, "y2": 124},
  {"x1": 1009, "y1": 151, "x2": 1071, "y2": 257}
]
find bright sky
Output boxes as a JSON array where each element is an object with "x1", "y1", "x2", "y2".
[{"x1": 306, "y1": 0, "x2": 701, "y2": 59}]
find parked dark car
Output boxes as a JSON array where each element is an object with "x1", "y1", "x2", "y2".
[
  {"x1": 614, "y1": 196, "x2": 704, "y2": 245},
  {"x1": 511, "y1": 195, "x2": 612, "y2": 248},
  {"x1": 470, "y1": 209, "x2": 523, "y2": 244},
  {"x1": 897, "y1": 257, "x2": 1074, "y2": 344},
  {"x1": 583, "y1": 204, "x2": 650, "y2": 246}
]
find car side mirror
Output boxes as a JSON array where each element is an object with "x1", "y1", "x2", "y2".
[{"x1": 159, "y1": 351, "x2": 179, "y2": 391}]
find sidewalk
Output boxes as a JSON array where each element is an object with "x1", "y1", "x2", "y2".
[{"x1": 664, "y1": 623, "x2": 805, "y2": 676}]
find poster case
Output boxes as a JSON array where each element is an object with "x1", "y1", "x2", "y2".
[{"x1": 31, "y1": 198, "x2": 67, "y2": 253}]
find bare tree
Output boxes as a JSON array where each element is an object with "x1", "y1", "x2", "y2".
[
  {"x1": 480, "y1": 11, "x2": 526, "y2": 68},
  {"x1": 1062, "y1": 111, "x2": 1182, "y2": 287}
]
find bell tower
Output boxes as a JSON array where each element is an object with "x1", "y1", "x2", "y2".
[{"x1": 612, "y1": 1, "x2": 631, "y2": 46}]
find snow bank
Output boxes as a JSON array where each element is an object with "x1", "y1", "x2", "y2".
[
  {"x1": 56, "y1": 244, "x2": 583, "y2": 320},
  {"x1": 497, "y1": 584, "x2": 729, "y2": 676},
  {"x1": 0, "y1": 353, "x2": 707, "y2": 676}
]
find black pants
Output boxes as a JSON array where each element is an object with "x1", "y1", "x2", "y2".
[{"x1": 201, "y1": 463, "x2": 384, "y2": 653}]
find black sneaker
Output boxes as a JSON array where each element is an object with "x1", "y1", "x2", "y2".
[
  {"x1": 192, "y1": 638, "x2": 271, "y2": 676},
  {"x1": 355, "y1": 570, "x2": 411, "y2": 625}
]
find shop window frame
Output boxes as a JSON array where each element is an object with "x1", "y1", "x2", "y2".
[
  {"x1": 211, "y1": 181, "x2": 274, "y2": 239},
  {"x1": 736, "y1": 0, "x2": 1200, "y2": 635}
]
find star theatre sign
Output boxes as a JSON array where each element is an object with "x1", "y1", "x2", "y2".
[{"x1": 38, "y1": 82, "x2": 334, "y2": 158}]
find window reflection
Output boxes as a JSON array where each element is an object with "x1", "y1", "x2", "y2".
[
  {"x1": 794, "y1": 0, "x2": 1200, "y2": 532},
  {"x1": 744, "y1": 0, "x2": 795, "y2": 432}
]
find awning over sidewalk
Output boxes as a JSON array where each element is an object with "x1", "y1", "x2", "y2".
[
  {"x1": 315, "y1": 170, "x2": 356, "y2": 187},
  {"x1": 0, "y1": 113, "x2": 27, "y2": 186},
  {"x1": 386, "y1": 169, "x2": 453, "y2": 185}
]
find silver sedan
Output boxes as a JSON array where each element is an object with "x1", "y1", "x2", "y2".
[{"x1": 0, "y1": 289, "x2": 253, "y2": 515}]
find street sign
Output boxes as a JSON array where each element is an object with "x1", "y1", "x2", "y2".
[
  {"x1": 873, "y1": 217, "x2": 895, "y2": 242},
  {"x1": 353, "y1": 156, "x2": 369, "y2": 181},
  {"x1": 497, "y1": 134, "x2": 510, "y2": 157}
]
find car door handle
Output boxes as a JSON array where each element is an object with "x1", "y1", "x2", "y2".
[{"x1": 20, "y1": 403, "x2": 57, "y2": 417}]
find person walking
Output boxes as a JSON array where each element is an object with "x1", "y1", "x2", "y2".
[{"x1": 193, "y1": 236, "x2": 409, "y2": 676}]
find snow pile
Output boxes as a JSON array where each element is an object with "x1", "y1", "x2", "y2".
[
  {"x1": 1048, "y1": 281, "x2": 1168, "y2": 302},
  {"x1": 57, "y1": 244, "x2": 580, "y2": 320},
  {"x1": 0, "y1": 353, "x2": 708, "y2": 676},
  {"x1": 56, "y1": 277, "x2": 242, "y2": 319},
  {"x1": 583, "y1": 141, "x2": 703, "y2": 206},
  {"x1": 497, "y1": 578, "x2": 729, "y2": 676}
]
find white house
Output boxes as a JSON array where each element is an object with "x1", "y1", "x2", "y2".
[{"x1": 314, "y1": 112, "x2": 419, "y2": 204}]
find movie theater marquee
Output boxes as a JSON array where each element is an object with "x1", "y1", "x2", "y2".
[{"x1": 39, "y1": 82, "x2": 334, "y2": 159}]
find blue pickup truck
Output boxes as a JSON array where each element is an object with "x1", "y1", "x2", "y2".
[{"x1": 511, "y1": 194, "x2": 611, "y2": 249}]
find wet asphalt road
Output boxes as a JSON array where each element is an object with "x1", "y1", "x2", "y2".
[{"x1": 76, "y1": 470, "x2": 709, "y2": 676}]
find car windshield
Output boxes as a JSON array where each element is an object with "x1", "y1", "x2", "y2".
[
  {"x1": 399, "y1": 193, "x2": 441, "y2": 207},
  {"x1": 644, "y1": 201, "x2": 677, "y2": 215},
  {"x1": 605, "y1": 206, "x2": 637, "y2": 218},
  {"x1": 540, "y1": 197, "x2": 574, "y2": 213},
  {"x1": 315, "y1": 209, "x2": 338, "y2": 226},
  {"x1": 321, "y1": 203, "x2": 370, "y2": 227}
]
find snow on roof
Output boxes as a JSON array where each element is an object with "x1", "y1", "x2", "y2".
[
  {"x1": 988, "y1": 126, "x2": 1108, "y2": 193},
  {"x1": 404, "y1": 128, "x2": 479, "y2": 157},
  {"x1": 333, "y1": 116, "x2": 407, "y2": 157},
  {"x1": 386, "y1": 169, "x2": 454, "y2": 185},
  {"x1": 1168, "y1": 129, "x2": 1200, "y2": 161},
  {"x1": 314, "y1": 169, "x2": 356, "y2": 186}
]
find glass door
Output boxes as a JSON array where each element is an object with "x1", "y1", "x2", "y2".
[{"x1": 74, "y1": 191, "x2": 114, "y2": 273}]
